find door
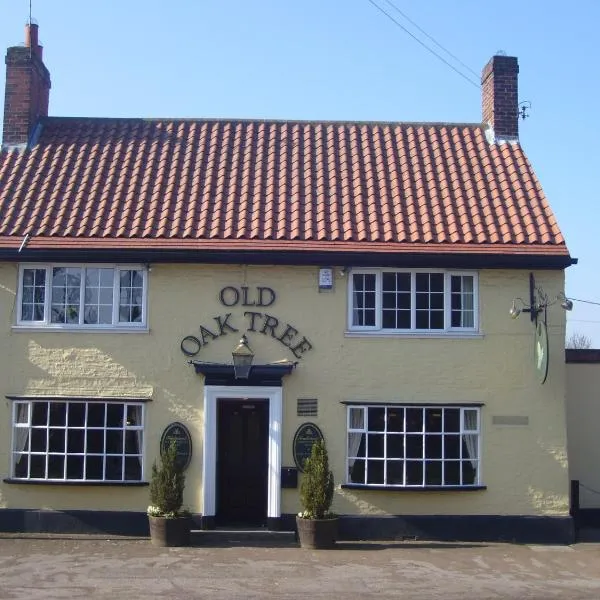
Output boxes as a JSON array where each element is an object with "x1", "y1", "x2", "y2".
[{"x1": 216, "y1": 399, "x2": 269, "y2": 526}]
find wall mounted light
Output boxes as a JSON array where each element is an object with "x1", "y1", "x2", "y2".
[
  {"x1": 232, "y1": 335, "x2": 254, "y2": 379},
  {"x1": 509, "y1": 273, "x2": 573, "y2": 324}
]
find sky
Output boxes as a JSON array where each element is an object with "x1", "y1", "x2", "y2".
[{"x1": 1, "y1": 0, "x2": 599, "y2": 346}]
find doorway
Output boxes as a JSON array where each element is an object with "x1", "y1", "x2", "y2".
[{"x1": 216, "y1": 399, "x2": 269, "y2": 526}]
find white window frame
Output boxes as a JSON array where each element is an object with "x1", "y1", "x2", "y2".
[
  {"x1": 10, "y1": 399, "x2": 145, "y2": 483},
  {"x1": 347, "y1": 268, "x2": 479, "y2": 334},
  {"x1": 16, "y1": 264, "x2": 148, "y2": 330},
  {"x1": 346, "y1": 404, "x2": 481, "y2": 488}
]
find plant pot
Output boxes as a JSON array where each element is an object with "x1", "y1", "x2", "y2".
[
  {"x1": 148, "y1": 515, "x2": 192, "y2": 547},
  {"x1": 296, "y1": 516, "x2": 338, "y2": 549}
]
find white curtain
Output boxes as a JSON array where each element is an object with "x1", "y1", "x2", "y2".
[
  {"x1": 461, "y1": 277, "x2": 474, "y2": 327},
  {"x1": 347, "y1": 408, "x2": 364, "y2": 481},
  {"x1": 13, "y1": 403, "x2": 30, "y2": 475},
  {"x1": 463, "y1": 410, "x2": 478, "y2": 472},
  {"x1": 132, "y1": 405, "x2": 143, "y2": 469}
]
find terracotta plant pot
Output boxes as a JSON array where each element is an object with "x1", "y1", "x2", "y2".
[
  {"x1": 296, "y1": 516, "x2": 338, "y2": 549},
  {"x1": 148, "y1": 515, "x2": 191, "y2": 547}
]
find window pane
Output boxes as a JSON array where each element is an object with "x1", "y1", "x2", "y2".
[
  {"x1": 49, "y1": 403, "x2": 66, "y2": 426},
  {"x1": 406, "y1": 408, "x2": 423, "y2": 432},
  {"x1": 406, "y1": 461, "x2": 423, "y2": 485},
  {"x1": 387, "y1": 434, "x2": 404, "y2": 458},
  {"x1": 30, "y1": 455, "x2": 46, "y2": 478},
  {"x1": 88, "y1": 403, "x2": 105, "y2": 427},
  {"x1": 349, "y1": 459, "x2": 365, "y2": 484},
  {"x1": 48, "y1": 455, "x2": 65, "y2": 479},
  {"x1": 67, "y1": 455, "x2": 84, "y2": 479},
  {"x1": 367, "y1": 434, "x2": 384, "y2": 458},
  {"x1": 405, "y1": 435, "x2": 423, "y2": 458},
  {"x1": 105, "y1": 456, "x2": 123, "y2": 480},
  {"x1": 366, "y1": 460, "x2": 384, "y2": 484},
  {"x1": 14, "y1": 454, "x2": 28, "y2": 478},
  {"x1": 51, "y1": 267, "x2": 81, "y2": 324},
  {"x1": 387, "y1": 461, "x2": 404, "y2": 485},
  {"x1": 352, "y1": 273, "x2": 376, "y2": 327},
  {"x1": 87, "y1": 430, "x2": 105, "y2": 453},
  {"x1": 368, "y1": 407, "x2": 385, "y2": 432},
  {"x1": 425, "y1": 461, "x2": 442, "y2": 485},
  {"x1": 31, "y1": 428, "x2": 47, "y2": 452},
  {"x1": 425, "y1": 435, "x2": 442, "y2": 458},
  {"x1": 462, "y1": 461, "x2": 477, "y2": 485},
  {"x1": 21, "y1": 269, "x2": 46, "y2": 323},
  {"x1": 425, "y1": 408, "x2": 443, "y2": 433},
  {"x1": 445, "y1": 409, "x2": 460, "y2": 432},
  {"x1": 67, "y1": 429, "x2": 85, "y2": 453},
  {"x1": 85, "y1": 456, "x2": 103, "y2": 480},
  {"x1": 387, "y1": 407, "x2": 404, "y2": 432},
  {"x1": 348, "y1": 407, "x2": 364, "y2": 430},
  {"x1": 106, "y1": 430, "x2": 123, "y2": 454},
  {"x1": 444, "y1": 434, "x2": 461, "y2": 459},
  {"x1": 32, "y1": 402, "x2": 48, "y2": 426},
  {"x1": 119, "y1": 270, "x2": 144, "y2": 324},
  {"x1": 107, "y1": 404, "x2": 124, "y2": 427},
  {"x1": 125, "y1": 457, "x2": 142, "y2": 480},
  {"x1": 444, "y1": 461, "x2": 461, "y2": 485},
  {"x1": 68, "y1": 403, "x2": 86, "y2": 427},
  {"x1": 48, "y1": 429, "x2": 65, "y2": 453}
]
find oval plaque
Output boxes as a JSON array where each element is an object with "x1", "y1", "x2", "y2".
[
  {"x1": 293, "y1": 422, "x2": 324, "y2": 472},
  {"x1": 534, "y1": 320, "x2": 549, "y2": 384},
  {"x1": 160, "y1": 422, "x2": 192, "y2": 471}
]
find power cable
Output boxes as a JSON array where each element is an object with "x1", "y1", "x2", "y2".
[
  {"x1": 365, "y1": 0, "x2": 480, "y2": 89},
  {"x1": 380, "y1": 0, "x2": 479, "y2": 79},
  {"x1": 569, "y1": 297, "x2": 600, "y2": 307}
]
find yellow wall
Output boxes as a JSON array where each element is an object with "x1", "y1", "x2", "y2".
[
  {"x1": 0, "y1": 263, "x2": 570, "y2": 517},
  {"x1": 566, "y1": 362, "x2": 600, "y2": 509}
]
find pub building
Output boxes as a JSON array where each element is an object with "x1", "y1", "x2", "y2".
[{"x1": 0, "y1": 24, "x2": 576, "y2": 542}]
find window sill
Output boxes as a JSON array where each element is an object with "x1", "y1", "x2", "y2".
[
  {"x1": 12, "y1": 325, "x2": 150, "y2": 334},
  {"x1": 344, "y1": 331, "x2": 483, "y2": 339},
  {"x1": 3, "y1": 479, "x2": 149, "y2": 486},
  {"x1": 341, "y1": 484, "x2": 487, "y2": 492}
]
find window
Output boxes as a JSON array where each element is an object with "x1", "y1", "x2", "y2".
[
  {"x1": 11, "y1": 400, "x2": 144, "y2": 482},
  {"x1": 17, "y1": 265, "x2": 147, "y2": 328},
  {"x1": 349, "y1": 269, "x2": 477, "y2": 333},
  {"x1": 346, "y1": 405, "x2": 480, "y2": 488}
]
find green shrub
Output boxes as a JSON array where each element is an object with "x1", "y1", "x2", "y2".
[
  {"x1": 299, "y1": 439, "x2": 334, "y2": 520},
  {"x1": 148, "y1": 440, "x2": 185, "y2": 517}
]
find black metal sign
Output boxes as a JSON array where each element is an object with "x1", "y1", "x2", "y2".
[
  {"x1": 160, "y1": 422, "x2": 192, "y2": 471},
  {"x1": 293, "y1": 422, "x2": 324, "y2": 472}
]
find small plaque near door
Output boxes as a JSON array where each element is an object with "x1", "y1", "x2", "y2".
[
  {"x1": 160, "y1": 422, "x2": 192, "y2": 471},
  {"x1": 293, "y1": 422, "x2": 324, "y2": 472}
]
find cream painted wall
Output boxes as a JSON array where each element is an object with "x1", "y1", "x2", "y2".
[
  {"x1": 566, "y1": 362, "x2": 600, "y2": 509},
  {"x1": 0, "y1": 262, "x2": 570, "y2": 517}
]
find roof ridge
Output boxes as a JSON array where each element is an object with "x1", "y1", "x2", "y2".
[{"x1": 41, "y1": 115, "x2": 486, "y2": 129}]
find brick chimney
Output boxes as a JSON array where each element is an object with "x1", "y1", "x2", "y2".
[
  {"x1": 2, "y1": 23, "x2": 51, "y2": 148},
  {"x1": 481, "y1": 55, "x2": 519, "y2": 141}
]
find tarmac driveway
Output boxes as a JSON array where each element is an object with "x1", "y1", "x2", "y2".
[{"x1": 0, "y1": 534, "x2": 599, "y2": 599}]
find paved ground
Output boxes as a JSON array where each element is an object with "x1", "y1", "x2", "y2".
[{"x1": 0, "y1": 533, "x2": 600, "y2": 599}]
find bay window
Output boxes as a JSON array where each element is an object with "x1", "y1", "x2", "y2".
[
  {"x1": 346, "y1": 404, "x2": 481, "y2": 488},
  {"x1": 11, "y1": 400, "x2": 144, "y2": 483}
]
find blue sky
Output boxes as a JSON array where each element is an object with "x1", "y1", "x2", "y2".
[{"x1": 1, "y1": 0, "x2": 598, "y2": 345}]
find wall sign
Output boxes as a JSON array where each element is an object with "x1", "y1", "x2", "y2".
[
  {"x1": 534, "y1": 320, "x2": 549, "y2": 384},
  {"x1": 180, "y1": 285, "x2": 314, "y2": 360},
  {"x1": 160, "y1": 422, "x2": 192, "y2": 471},
  {"x1": 318, "y1": 268, "x2": 333, "y2": 291},
  {"x1": 293, "y1": 422, "x2": 324, "y2": 472}
]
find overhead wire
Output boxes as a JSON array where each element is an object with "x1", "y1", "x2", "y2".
[
  {"x1": 380, "y1": 0, "x2": 479, "y2": 79},
  {"x1": 365, "y1": 0, "x2": 481, "y2": 89}
]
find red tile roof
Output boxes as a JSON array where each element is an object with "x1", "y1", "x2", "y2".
[{"x1": 0, "y1": 117, "x2": 571, "y2": 262}]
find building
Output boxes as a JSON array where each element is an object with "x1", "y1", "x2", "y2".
[{"x1": 0, "y1": 24, "x2": 576, "y2": 542}]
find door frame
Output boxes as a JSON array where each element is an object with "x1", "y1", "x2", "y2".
[{"x1": 203, "y1": 385, "x2": 282, "y2": 522}]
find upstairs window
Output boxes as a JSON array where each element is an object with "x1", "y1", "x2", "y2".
[
  {"x1": 17, "y1": 265, "x2": 147, "y2": 329},
  {"x1": 349, "y1": 269, "x2": 477, "y2": 333}
]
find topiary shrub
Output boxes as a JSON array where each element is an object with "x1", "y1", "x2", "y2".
[
  {"x1": 299, "y1": 439, "x2": 334, "y2": 520},
  {"x1": 148, "y1": 439, "x2": 186, "y2": 518}
]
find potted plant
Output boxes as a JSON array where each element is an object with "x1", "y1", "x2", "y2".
[
  {"x1": 296, "y1": 439, "x2": 338, "y2": 549},
  {"x1": 147, "y1": 439, "x2": 191, "y2": 547}
]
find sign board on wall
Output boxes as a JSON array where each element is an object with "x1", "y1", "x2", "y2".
[
  {"x1": 160, "y1": 422, "x2": 193, "y2": 471},
  {"x1": 293, "y1": 422, "x2": 324, "y2": 472}
]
